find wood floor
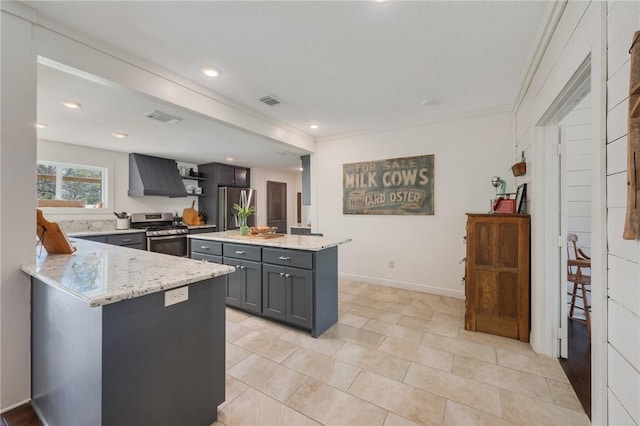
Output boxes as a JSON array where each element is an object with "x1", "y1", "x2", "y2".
[
  {"x1": 559, "y1": 318, "x2": 592, "y2": 419},
  {"x1": 1, "y1": 403, "x2": 42, "y2": 426}
]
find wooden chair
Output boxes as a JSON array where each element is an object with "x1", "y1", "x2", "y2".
[{"x1": 567, "y1": 234, "x2": 591, "y2": 337}]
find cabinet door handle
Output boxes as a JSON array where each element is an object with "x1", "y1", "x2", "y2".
[
  {"x1": 235, "y1": 250, "x2": 245, "y2": 255},
  {"x1": 200, "y1": 245, "x2": 210, "y2": 250},
  {"x1": 121, "y1": 238, "x2": 132, "y2": 242},
  {"x1": 278, "y1": 256, "x2": 291, "y2": 261},
  {"x1": 285, "y1": 273, "x2": 290, "y2": 278},
  {"x1": 459, "y1": 257, "x2": 467, "y2": 264},
  {"x1": 280, "y1": 272, "x2": 285, "y2": 276},
  {"x1": 236, "y1": 264, "x2": 242, "y2": 269}
]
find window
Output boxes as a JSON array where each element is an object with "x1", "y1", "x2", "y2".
[{"x1": 37, "y1": 161, "x2": 107, "y2": 208}]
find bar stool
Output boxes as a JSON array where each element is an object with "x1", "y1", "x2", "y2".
[{"x1": 567, "y1": 234, "x2": 591, "y2": 337}]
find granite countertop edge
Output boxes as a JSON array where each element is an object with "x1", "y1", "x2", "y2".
[
  {"x1": 68, "y1": 229, "x2": 145, "y2": 237},
  {"x1": 188, "y1": 231, "x2": 351, "y2": 251},
  {"x1": 21, "y1": 240, "x2": 235, "y2": 307}
]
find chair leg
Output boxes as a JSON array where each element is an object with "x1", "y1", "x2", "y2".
[
  {"x1": 581, "y1": 283, "x2": 591, "y2": 338},
  {"x1": 569, "y1": 282, "x2": 579, "y2": 318}
]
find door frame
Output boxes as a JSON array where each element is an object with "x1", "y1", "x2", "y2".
[{"x1": 532, "y1": 40, "x2": 607, "y2": 423}]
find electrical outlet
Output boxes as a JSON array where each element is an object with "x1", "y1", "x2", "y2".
[
  {"x1": 165, "y1": 286, "x2": 188, "y2": 307},
  {"x1": 388, "y1": 260, "x2": 395, "y2": 269}
]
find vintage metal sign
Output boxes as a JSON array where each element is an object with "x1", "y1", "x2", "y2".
[{"x1": 343, "y1": 154, "x2": 434, "y2": 215}]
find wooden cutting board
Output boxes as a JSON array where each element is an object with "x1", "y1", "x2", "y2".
[
  {"x1": 182, "y1": 200, "x2": 202, "y2": 226},
  {"x1": 623, "y1": 30, "x2": 640, "y2": 239},
  {"x1": 36, "y1": 209, "x2": 76, "y2": 254}
]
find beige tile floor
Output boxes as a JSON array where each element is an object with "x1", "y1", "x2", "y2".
[{"x1": 215, "y1": 280, "x2": 590, "y2": 426}]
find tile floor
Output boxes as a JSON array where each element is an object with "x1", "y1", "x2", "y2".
[{"x1": 215, "y1": 280, "x2": 590, "y2": 426}]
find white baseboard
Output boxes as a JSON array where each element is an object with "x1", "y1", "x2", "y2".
[
  {"x1": 338, "y1": 272, "x2": 465, "y2": 299},
  {"x1": 0, "y1": 398, "x2": 30, "y2": 414}
]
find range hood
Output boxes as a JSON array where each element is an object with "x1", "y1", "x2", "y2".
[{"x1": 128, "y1": 153, "x2": 187, "y2": 197}]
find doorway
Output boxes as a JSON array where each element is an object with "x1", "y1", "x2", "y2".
[
  {"x1": 534, "y1": 57, "x2": 593, "y2": 418},
  {"x1": 558, "y1": 92, "x2": 593, "y2": 418},
  {"x1": 267, "y1": 181, "x2": 287, "y2": 233}
]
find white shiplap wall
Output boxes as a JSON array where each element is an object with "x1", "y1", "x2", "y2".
[
  {"x1": 560, "y1": 94, "x2": 592, "y2": 314},
  {"x1": 606, "y1": 1, "x2": 640, "y2": 424}
]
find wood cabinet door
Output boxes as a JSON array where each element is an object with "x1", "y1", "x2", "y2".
[
  {"x1": 223, "y1": 258, "x2": 242, "y2": 308},
  {"x1": 216, "y1": 164, "x2": 235, "y2": 186},
  {"x1": 286, "y1": 268, "x2": 313, "y2": 329},
  {"x1": 242, "y1": 260, "x2": 262, "y2": 314},
  {"x1": 466, "y1": 215, "x2": 530, "y2": 341},
  {"x1": 262, "y1": 264, "x2": 286, "y2": 321}
]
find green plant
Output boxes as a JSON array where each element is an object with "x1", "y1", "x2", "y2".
[{"x1": 233, "y1": 203, "x2": 256, "y2": 219}]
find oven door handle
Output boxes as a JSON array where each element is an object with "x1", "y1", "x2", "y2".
[{"x1": 147, "y1": 235, "x2": 187, "y2": 241}]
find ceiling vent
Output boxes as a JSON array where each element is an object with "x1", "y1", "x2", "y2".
[
  {"x1": 144, "y1": 110, "x2": 183, "y2": 124},
  {"x1": 258, "y1": 94, "x2": 282, "y2": 106}
]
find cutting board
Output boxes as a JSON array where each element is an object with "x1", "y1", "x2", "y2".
[
  {"x1": 182, "y1": 200, "x2": 203, "y2": 226},
  {"x1": 624, "y1": 30, "x2": 640, "y2": 239},
  {"x1": 36, "y1": 209, "x2": 76, "y2": 254}
]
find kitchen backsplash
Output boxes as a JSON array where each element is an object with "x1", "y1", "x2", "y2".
[{"x1": 56, "y1": 218, "x2": 118, "y2": 233}]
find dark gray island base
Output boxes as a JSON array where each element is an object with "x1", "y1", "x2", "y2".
[
  {"x1": 31, "y1": 276, "x2": 225, "y2": 426},
  {"x1": 190, "y1": 232, "x2": 350, "y2": 338},
  {"x1": 22, "y1": 239, "x2": 234, "y2": 426}
]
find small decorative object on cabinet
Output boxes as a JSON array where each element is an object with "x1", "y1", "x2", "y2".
[{"x1": 464, "y1": 213, "x2": 530, "y2": 342}]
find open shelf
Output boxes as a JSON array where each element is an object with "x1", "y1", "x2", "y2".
[{"x1": 180, "y1": 175, "x2": 206, "y2": 181}]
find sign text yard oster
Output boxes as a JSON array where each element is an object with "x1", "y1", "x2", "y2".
[{"x1": 343, "y1": 155, "x2": 434, "y2": 215}]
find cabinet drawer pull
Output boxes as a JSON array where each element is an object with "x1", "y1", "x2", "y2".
[
  {"x1": 280, "y1": 272, "x2": 285, "y2": 276},
  {"x1": 235, "y1": 250, "x2": 245, "y2": 255},
  {"x1": 285, "y1": 273, "x2": 290, "y2": 278},
  {"x1": 121, "y1": 238, "x2": 132, "y2": 242},
  {"x1": 200, "y1": 245, "x2": 210, "y2": 250},
  {"x1": 278, "y1": 256, "x2": 291, "y2": 261}
]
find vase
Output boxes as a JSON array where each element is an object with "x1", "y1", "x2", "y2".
[{"x1": 239, "y1": 217, "x2": 250, "y2": 235}]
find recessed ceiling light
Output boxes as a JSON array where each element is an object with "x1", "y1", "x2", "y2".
[
  {"x1": 421, "y1": 99, "x2": 435, "y2": 106},
  {"x1": 372, "y1": 0, "x2": 387, "y2": 3},
  {"x1": 309, "y1": 124, "x2": 319, "y2": 129},
  {"x1": 225, "y1": 157, "x2": 234, "y2": 162},
  {"x1": 111, "y1": 132, "x2": 128, "y2": 138},
  {"x1": 62, "y1": 100, "x2": 81, "y2": 109},
  {"x1": 201, "y1": 67, "x2": 220, "y2": 78},
  {"x1": 35, "y1": 123, "x2": 48, "y2": 129},
  {"x1": 298, "y1": 167, "x2": 304, "y2": 172}
]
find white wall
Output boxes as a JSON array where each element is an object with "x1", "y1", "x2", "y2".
[
  {"x1": 0, "y1": 9, "x2": 37, "y2": 411},
  {"x1": 250, "y1": 167, "x2": 301, "y2": 233},
  {"x1": 561, "y1": 93, "x2": 593, "y2": 253},
  {"x1": 560, "y1": 94, "x2": 593, "y2": 315},
  {"x1": 605, "y1": 1, "x2": 640, "y2": 424},
  {"x1": 315, "y1": 112, "x2": 514, "y2": 298}
]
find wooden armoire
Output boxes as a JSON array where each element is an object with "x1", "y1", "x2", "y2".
[{"x1": 465, "y1": 214, "x2": 530, "y2": 342}]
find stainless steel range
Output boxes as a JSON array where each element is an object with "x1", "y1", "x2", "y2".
[{"x1": 130, "y1": 213, "x2": 188, "y2": 257}]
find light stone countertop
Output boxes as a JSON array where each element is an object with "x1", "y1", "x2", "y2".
[
  {"x1": 21, "y1": 239, "x2": 235, "y2": 307},
  {"x1": 188, "y1": 231, "x2": 351, "y2": 251},
  {"x1": 68, "y1": 229, "x2": 145, "y2": 237}
]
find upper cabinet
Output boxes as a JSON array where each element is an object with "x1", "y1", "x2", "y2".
[{"x1": 214, "y1": 163, "x2": 250, "y2": 187}]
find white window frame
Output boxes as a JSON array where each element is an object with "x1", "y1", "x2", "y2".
[{"x1": 37, "y1": 160, "x2": 112, "y2": 215}]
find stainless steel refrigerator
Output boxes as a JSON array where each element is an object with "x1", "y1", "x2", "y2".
[{"x1": 218, "y1": 187, "x2": 257, "y2": 231}]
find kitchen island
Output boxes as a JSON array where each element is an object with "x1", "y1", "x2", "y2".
[
  {"x1": 21, "y1": 239, "x2": 234, "y2": 426},
  {"x1": 189, "y1": 231, "x2": 351, "y2": 337}
]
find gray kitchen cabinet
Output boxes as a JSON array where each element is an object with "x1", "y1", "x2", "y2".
[
  {"x1": 76, "y1": 231, "x2": 145, "y2": 250},
  {"x1": 197, "y1": 162, "x2": 251, "y2": 229},
  {"x1": 221, "y1": 243, "x2": 262, "y2": 313},
  {"x1": 223, "y1": 257, "x2": 261, "y2": 313},
  {"x1": 262, "y1": 264, "x2": 312, "y2": 329}
]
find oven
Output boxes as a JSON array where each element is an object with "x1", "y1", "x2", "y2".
[
  {"x1": 147, "y1": 234, "x2": 188, "y2": 257},
  {"x1": 130, "y1": 212, "x2": 189, "y2": 257}
]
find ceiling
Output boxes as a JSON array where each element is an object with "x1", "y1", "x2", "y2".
[{"x1": 28, "y1": 1, "x2": 552, "y2": 168}]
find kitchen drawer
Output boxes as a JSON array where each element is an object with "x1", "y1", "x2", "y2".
[
  {"x1": 106, "y1": 232, "x2": 145, "y2": 246},
  {"x1": 77, "y1": 235, "x2": 108, "y2": 243},
  {"x1": 223, "y1": 243, "x2": 261, "y2": 262},
  {"x1": 191, "y1": 239, "x2": 223, "y2": 256},
  {"x1": 191, "y1": 252, "x2": 223, "y2": 264},
  {"x1": 262, "y1": 248, "x2": 312, "y2": 269}
]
